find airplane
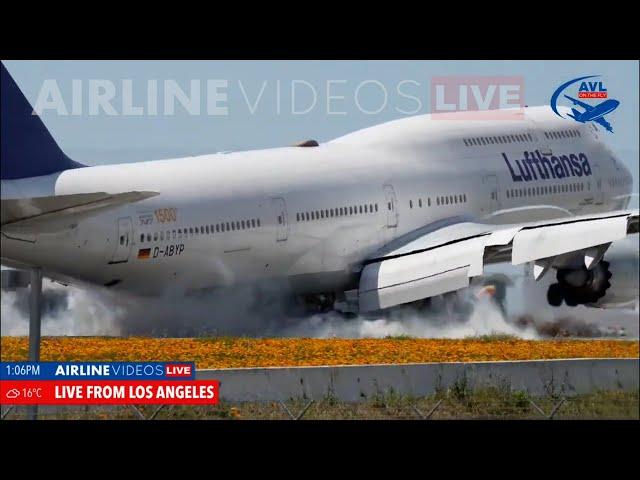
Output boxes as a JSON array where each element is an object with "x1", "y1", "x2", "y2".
[
  {"x1": 564, "y1": 95, "x2": 619, "y2": 133},
  {"x1": 1, "y1": 62, "x2": 638, "y2": 318}
]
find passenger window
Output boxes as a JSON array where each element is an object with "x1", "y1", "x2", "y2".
[
  {"x1": 154, "y1": 232, "x2": 158, "y2": 241},
  {"x1": 375, "y1": 204, "x2": 379, "y2": 212},
  {"x1": 428, "y1": 198, "x2": 431, "y2": 207},
  {"x1": 140, "y1": 234, "x2": 144, "y2": 243}
]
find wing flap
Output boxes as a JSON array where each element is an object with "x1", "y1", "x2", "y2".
[
  {"x1": 360, "y1": 235, "x2": 486, "y2": 311},
  {"x1": 511, "y1": 214, "x2": 629, "y2": 264},
  {"x1": 358, "y1": 209, "x2": 638, "y2": 312}
]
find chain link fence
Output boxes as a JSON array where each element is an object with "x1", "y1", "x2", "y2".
[{"x1": 2, "y1": 389, "x2": 638, "y2": 420}]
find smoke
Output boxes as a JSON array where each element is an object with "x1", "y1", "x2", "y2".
[
  {"x1": 1, "y1": 279, "x2": 119, "y2": 336},
  {"x1": 1, "y1": 279, "x2": 539, "y2": 339},
  {"x1": 280, "y1": 295, "x2": 539, "y2": 339},
  {"x1": 1, "y1": 274, "x2": 636, "y2": 339}
]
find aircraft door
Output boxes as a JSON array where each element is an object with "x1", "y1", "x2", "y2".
[
  {"x1": 383, "y1": 184, "x2": 398, "y2": 228},
  {"x1": 593, "y1": 163, "x2": 604, "y2": 205},
  {"x1": 272, "y1": 197, "x2": 289, "y2": 241},
  {"x1": 483, "y1": 174, "x2": 500, "y2": 212},
  {"x1": 110, "y1": 216, "x2": 133, "y2": 264}
]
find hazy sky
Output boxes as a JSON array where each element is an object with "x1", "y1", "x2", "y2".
[{"x1": 3, "y1": 60, "x2": 638, "y2": 202}]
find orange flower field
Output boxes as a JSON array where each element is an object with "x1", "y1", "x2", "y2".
[{"x1": 1, "y1": 337, "x2": 638, "y2": 368}]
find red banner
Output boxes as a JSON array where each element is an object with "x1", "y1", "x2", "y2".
[{"x1": 1, "y1": 380, "x2": 219, "y2": 405}]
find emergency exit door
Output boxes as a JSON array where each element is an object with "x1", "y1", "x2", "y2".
[
  {"x1": 383, "y1": 185, "x2": 398, "y2": 228},
  {"x1": 109, "y1": 216, "x2": 133, "y2": 264},
  {"x1": 272, "y1": 197, "x2": 288, "y2": 241}
]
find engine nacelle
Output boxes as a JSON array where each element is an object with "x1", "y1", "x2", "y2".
[
  {"x1": 588, "y1": 236, "x2": 639, "y2": 309},
  {"x1": 546, "y1": 235, "x2": 639, "y2": 309}
]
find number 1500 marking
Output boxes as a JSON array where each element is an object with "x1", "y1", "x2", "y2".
[{"x1": 155, "y1": 208, "x2": 177, "y2": 223}]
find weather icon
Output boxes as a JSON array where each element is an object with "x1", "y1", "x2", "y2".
[{"x1": 5, "y1": 388, "x2": 21, "y2": 399}]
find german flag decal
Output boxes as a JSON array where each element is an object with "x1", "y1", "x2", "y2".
[{"x1": 137, "y1": 248, "x2": 151, "y2": 260}]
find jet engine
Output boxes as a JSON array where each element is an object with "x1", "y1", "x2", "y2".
[{"x1": 546, "y1": 235, "x2": 639, "y2": 309}]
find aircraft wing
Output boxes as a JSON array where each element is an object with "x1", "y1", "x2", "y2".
[
  {"x1": 358, "y1": 210, "x2": 639, "y2": 312},
  {"x1": 594, "y1": 116, "x2": 613, "y2": 132},
  {"x1": 1, "y1": 191, "x2": 159, "y2": 235},
  {"x1": 564, "y1": 95, "x2": 594, "y2": 111}
]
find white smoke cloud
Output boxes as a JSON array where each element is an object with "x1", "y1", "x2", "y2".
[
  {"x1": 1, "y1": 279, "x2": 538, "y2": 339},
  {"x1": 1, "y1": 274, "x2": 636, "y2": 339},
  {"x1": 1, "y1": 279, "x2": 119, "y2": 336}
]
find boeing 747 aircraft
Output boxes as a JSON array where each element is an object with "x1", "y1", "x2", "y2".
[{"x1": 1, "y1": 63, "x2": 638, "y2": 315}]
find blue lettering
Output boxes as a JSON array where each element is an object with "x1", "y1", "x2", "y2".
[
  {"x1": 537, "y1": 151, "x2": 555, "y2": 179},
  {"x1": 502, "y1": 153, "x2": 522, "y2": 182},
  {"x1": 580, "y1": 153, "x2": 592, "y2": 175},
  {"x1": 559, "y1": 155, "x2": 574, "y2": 176},
  {"x1": 517, "y1": 159, "x2": 533, "y2": 181},
  {"x1": 569, "y1": 154, "x2": 583, "y2": 176},
  {"x1": 504, "y1": 152, "x2": 590, "y2": 182}
]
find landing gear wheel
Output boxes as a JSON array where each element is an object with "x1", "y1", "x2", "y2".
[
  {"x1": 547, "y1": 283, "x2": 564, "y2": 307},
  {"x1": 554, "y1": 261, "x2": 613, "y2": 307},
  {"x1": 564, "y1": 292, "x2": 579, "y2": 307}
]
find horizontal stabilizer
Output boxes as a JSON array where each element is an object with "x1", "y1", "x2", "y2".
[{"x1": 1, "y1": 191, "x2": 158, "y2": 234}]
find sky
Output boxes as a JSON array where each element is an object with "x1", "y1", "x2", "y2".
[{"x1": 3, "y1": 60, "x2": 638, "y2": 203}]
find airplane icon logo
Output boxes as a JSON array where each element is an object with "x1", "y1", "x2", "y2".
[
  {"x1": 550, "y1": 75, "x2": 619, "y2": 133},
  {"x1": 564, "y1": 96, "x2": 619, "y2": 133}
]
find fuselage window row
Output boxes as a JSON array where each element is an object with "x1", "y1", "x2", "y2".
[
  {"x1": 544, "y1": 129, "x2": 581, "y2": 140},
  {"x1": 296, "y1": 204, "x2": 379, "y2": 222},
  {"x1": 463, "y1": 129, "x2": 581, "y2": 147},
  {"x1": 463, "y1": 133, "x2": 533, "y2": 147},
  {"x1": 139, "y1": 218, "x2": 262, "y2": 243},
  {"x1": 410, "y1": 194, "x2": 467, "y2": 208},
  {"x1": 505, "y1": 181, "x2": 588, "y2": 199}
]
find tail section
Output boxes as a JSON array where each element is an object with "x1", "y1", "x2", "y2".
[{"x1": 1, "y1": 62, "x2": 84, "y2": 180}]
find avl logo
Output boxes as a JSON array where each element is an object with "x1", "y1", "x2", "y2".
[
  {"x1": 578, "y1": 80, "x2": 608, "y2": 99},
  {"x1": 551, "y1": 75, "x2": 619, "y2": 133},
  {"x1": 430, "y1": 76, "x2": 525, "y2": 120}
]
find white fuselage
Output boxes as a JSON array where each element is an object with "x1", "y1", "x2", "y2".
[{"x1": 1, "y1": 107, "x2": 633, "y2": 296}]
